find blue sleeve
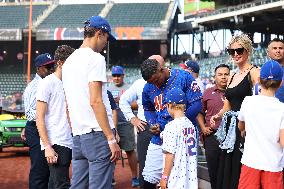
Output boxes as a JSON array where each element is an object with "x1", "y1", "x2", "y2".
[
  {"x1": 276, "y1": 84, "x2": 284, "y2": 103},
  {"x1": 185, "y1": 100, "x2": 202, "y2": 122},
  {"x1": 142, "y1": 84, "x2": 157, "y2": 125},
  {"x1": 107, "y1": 90, "x2": 118, "y2": 110},
  {"x1": 184, "y1": 73, "x2": 202, "y2": 122}
]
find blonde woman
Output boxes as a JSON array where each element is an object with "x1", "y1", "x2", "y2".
[{"x1": 210, "y1": 34, "x2": 260, "y2": 189}]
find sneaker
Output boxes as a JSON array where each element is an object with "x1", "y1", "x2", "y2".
[
  {"x1": 131, "y1": 177, "x2": 139, "y2": 187},
  {"x1": 112, "y1": 178, "x2": 116, "y2": 186}
]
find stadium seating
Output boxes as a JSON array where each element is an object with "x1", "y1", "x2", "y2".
[
  {"x1": 38, "y1": 4, "x2": 104, "y2": 28},
  {"x1": 0, "y1": 5, "x2": 48, "y2": 28},
  {"x1": 106, "y1": 3, "x2": 169, "y2": 27},
  {"x1": 0, "y1": 74, "x2": 29, "y2": 97}
]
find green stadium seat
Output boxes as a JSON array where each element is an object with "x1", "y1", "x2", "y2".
[
  {"x1": 38, "y1": 4, "x2": 104, "y2": 29},
  {"x1": 0, "y1": 5, "x2": 48, "y2": 29}
]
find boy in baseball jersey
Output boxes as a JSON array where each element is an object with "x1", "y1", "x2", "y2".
[
  {"x1": 160, "y1": 88, "x2": 198, "y2": 189},
  {"x1": 238, "y1": 60, "x2": 284, "y2": 189}
]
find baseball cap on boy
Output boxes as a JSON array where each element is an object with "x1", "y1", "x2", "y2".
[
  {"x1": 35, "y1": 53, "x2": 55, "y2": 68},
  {"x1": 260, "y1": 60, "x2": 283, "y2": 81},
  {"x1": 84, "y1": 15, "x2": 116, "y2": 41},
  {"x1": 112, "y1": 66, "x2": 124, "y2": 75},
  {"x1": 165, "y1": 88, "x2": 186, "y2": 104},
  {"x1": 179, "y1": 60, "x2": 200, "y2": 73}
]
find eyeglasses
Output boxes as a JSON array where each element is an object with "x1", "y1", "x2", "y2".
[
  {"x1": 112, "y1": 74, "x2": 122, "y2": 77},
  {"x1": 43, "y1": 64, "x2": 54, "y2": 70},
  {"x1": 227, "y1": 48, "x2": 245, "y2": 56}
]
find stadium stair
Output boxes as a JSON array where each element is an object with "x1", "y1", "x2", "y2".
[
  {"x1": 161, "y1": 0, "x2": 175, "y2": 29},
  {"x1": 33, "y1": 3, "x2": 58, "y2": 29},
  {"x1": 99, "y1": 1, "x2": 114, "y2": 18}
]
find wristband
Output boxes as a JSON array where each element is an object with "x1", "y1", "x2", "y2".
[
  {"x1": 107, "y1": 139, "x2": 117, "y2": 145},
  {"x1": 44, "y1": 144, "x2": 52, "y2": 150},
  {"x1": 161, "y1": 175, "x2": 168, "y2": 181}
]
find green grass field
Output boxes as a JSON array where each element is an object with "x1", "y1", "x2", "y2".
[{"x1": 184, "y1": 1, "x2": 215, "y2": 16}]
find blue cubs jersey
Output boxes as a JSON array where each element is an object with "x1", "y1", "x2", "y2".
[{"x1": 142, "y1": 69, "x2": 202, "y2": 145}]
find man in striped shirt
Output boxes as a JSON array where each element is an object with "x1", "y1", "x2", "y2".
[{"x1": 22, "y1": 53, "x2": 55, "y2": 189}]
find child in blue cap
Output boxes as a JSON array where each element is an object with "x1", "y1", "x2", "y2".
[
  {"x1": 159, "y1": 87, "x2": 197, "y2": 189},
  {"x1": 238, "y1": 60, "x2": 284, "y2": 189}
]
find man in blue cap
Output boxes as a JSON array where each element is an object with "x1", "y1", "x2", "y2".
[
  {"x1": 62, "y1": 16, "x2": 120, "y2": 189},
  {"x1": 267, "y1": 38, "x2": 284, "y2": 103},
  {"x1": 22, "y1": 53, "x2": 55, "y2": 189},
  {"x1": 108, "y1": 65, "x2": 140, "y2": 187},
  {"x1": 180, "y1": 60, "x2": 204, "y2": 93}
]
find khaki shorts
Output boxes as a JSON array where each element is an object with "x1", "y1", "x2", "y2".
[{"x1": 117, "y1": 122, "x2": 136, "y2": 152}]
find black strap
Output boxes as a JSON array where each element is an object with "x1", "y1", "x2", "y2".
[{"x1": 227, "y1": 73, "x2": 236, "y2": 88}]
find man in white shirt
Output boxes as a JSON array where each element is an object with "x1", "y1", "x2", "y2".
[
  {"x1": 22, "y1": 53, "x2": 55, "y2": 189},
  {"x1": 119, "y1": 78, "x2": 150, "y2": 187},
  {"x1": 62, "y1": 16, "x2": 120, "y2": 189},
  {"x1": 36, "y1": 45, "x2": 74, "y2": 188}
]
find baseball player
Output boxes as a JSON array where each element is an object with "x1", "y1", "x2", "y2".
[{"x1": 140, "y1": 58, "x2": 202, "y2": 188}]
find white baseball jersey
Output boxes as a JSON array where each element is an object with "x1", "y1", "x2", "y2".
[{"x1": 162, "y1": 116, "x2": 198, "y2": 189}]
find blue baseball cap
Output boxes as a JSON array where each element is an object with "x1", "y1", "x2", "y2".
[
  {"x1": 84, "y1": 16, "x2": 116, "y2": 41},
  {"x1": 112, "y1": 66, "x2": 124, "y2": 75},
  {"x1": 34, "y1": 53, "x2": 55, "y2": 68},
  {"x1": 165, "y1": 88, "x2": 186, "y2": 104},
  {"x1": 260, "y1": 60, "x2": 283, "y2": 81},
  {"x1": 180, "y1": 60, "x2": 200, "y2": 73}
]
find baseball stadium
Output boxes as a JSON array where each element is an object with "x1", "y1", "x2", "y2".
[{"x1": 0, "y1": 0, "x2": 283, "y2": 189}]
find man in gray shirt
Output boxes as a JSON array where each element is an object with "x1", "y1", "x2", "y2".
[{"x1": 108, "y1": 65, "x2": 139, "y2": 187}]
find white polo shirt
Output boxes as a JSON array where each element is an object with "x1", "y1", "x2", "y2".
[{"x1": 62, "y1": 47, "x2": 114, "y2": 136}]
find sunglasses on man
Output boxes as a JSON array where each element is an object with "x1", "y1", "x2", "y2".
[
  {"x1": 43, "y1": 64, "x2": 55, "y2": 70},
  {"x1": 112, "y1": 74, "x2": 123, "y2": 77},
  {"x1": 226, "y1": 47, "x2": 245, "y2": 56}
]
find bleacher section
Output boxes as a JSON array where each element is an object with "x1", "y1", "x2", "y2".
[
  {"x1": 106, "y1": 3, "x2": 169, "y2": 27},
  {"x1": 0, "y1": 5, "x2": 48, "y2": 28},
  {"x1": 38, "y1": 4, "x2": 104, "y2": 28},
  {"x1": 124, "y1": 67, "x2": 141, "y2": 84},
  {"x1": 0, "y1": 74, "x2": 28, "y2": 97}
]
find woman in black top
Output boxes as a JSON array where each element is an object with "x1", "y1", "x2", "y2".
[{"x1": 210, "y1": 34, "x2": 260, "y2": 189}]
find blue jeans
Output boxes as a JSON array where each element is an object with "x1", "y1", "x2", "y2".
[{"x1": 70, "y1": 130, "x2": 115, "y2": 189}]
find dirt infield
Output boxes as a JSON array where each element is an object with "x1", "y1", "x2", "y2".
[{"x1": 0, "y1": 147, "x2": 133, "y2": 189}]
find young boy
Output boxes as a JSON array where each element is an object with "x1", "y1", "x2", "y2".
[
  {"x1": 238, "y1": 60, "x2": 284, "y2": 189},
  {"x1": 159, "y1": 87, "x2": 198, "y2": 189}
]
